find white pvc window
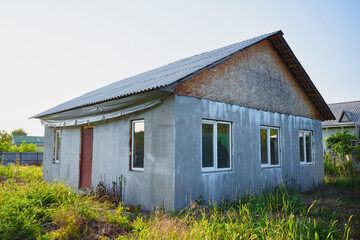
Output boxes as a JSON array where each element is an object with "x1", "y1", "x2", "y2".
[
  {"x1": 260, "y1": 126, "x2": 280, "y2": 167},
  {"x1": 201, "y1": 120, "x2": 232, "y2": 172},
  {"x1": 131, "y1": 120, "x2": 145, "y2": 171},
  {"x1": 53, "y1": 129, "x2": 61, "y2": 164},
  {"x1": 299, "y1": 130, "x2": 313, "y2": 164}
]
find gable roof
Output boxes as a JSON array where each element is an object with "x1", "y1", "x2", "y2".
[
  {"x1": 323, "y1": 100, "x2": 360, "y2": 127},
  {"x1": 339, "y1": 111, "x2": 360, "y2": 123},
  {"x1": 32, "y1": 31, "x2": 334, "y2": 121}
]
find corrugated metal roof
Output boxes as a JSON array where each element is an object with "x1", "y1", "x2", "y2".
[
  {"x1": 32, "y1": 31, "x2": 280, "y2": 118},
  {"x1": 322, "y1": 100, "x2": 360, "y2": 127}
]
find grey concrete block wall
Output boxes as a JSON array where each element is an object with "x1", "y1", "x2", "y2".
[
  {"x1": 43, "y1": 126, "x2": 81, "y2": 186},
  {"x1": 43, "y1": 126, "x2": 59, "y2": 182},
  {"x1": 42, "y1": 94, "x2": 324, "y2": 211},
  {"x1": 42, "y1": 96, "x2": 175, "y2": 210},
  {"x1": 58, "y1": 127, "x2": 81, "y2": 187},
  {"x1": 92, "y1": 95, "x2": 175, "y2": 210},
  {"x1": 173, "y1": 95, "x2": 324, "y2": 209}
]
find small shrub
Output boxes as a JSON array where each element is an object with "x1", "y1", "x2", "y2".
[
  {"x1": 105, "y1": 203, "x2": 131, "y2": 231},
  {"x1": 51, "y1": 207, "x2": 81, "y2": 239}
]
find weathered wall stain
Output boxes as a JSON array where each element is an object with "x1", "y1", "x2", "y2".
[{"x1": 174, "y1": 39, "x2": 321, "y2": 120}]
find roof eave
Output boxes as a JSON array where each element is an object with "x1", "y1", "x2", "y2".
[{"x1": 267, "y1": 33, "x2": 335, "y2": 121}]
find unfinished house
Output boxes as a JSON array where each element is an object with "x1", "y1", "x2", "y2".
[{"x1": 32, "y1": 31, "x2": 335, "y2": 210}]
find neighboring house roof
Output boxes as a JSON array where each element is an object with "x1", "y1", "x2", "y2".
[
  {"x1": 322, "y1": 100, "x2": 360, "y2": 127},
  {"x1": 32, "y1": 30, "x2": 334, "y2": 121},
  {"x1": 339, "y1": 111, "x2": 360, "y2": 123},
  {"x1": 13, "y1": 136, "x2": 44, "y2": 146}
]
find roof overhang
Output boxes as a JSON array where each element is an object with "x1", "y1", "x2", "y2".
[
  {"x1": 39, "y1": 90, "x2": 171, "y2": 127},
  {"x1": 267, "y1": 32, "x2": 335, "y2": 121}
]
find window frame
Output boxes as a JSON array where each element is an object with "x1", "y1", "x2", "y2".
[
  {"x1": 131, "y1": 119, "x2": 145, "y2": 171},
  {"x1": 53, "y1": 129, "x2": 61, "y2": 164},
  {"x1": 201, "y1": 119, "x2": 232, "y2": 172},
  {"x1": 260, "y1": 126, "x2": 281, "y2": 168},
  {"x1": 299, "y1": 130, "x2": 314, "y2": 164}
]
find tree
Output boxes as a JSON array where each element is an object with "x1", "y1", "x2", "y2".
[
  {"x1": 0, "y1": 141, "x2": 12, "y2": 152},
  {"x1": 0, "y1": 130, "x2": 41, "y2": 152},
  {"x1": 11, "y1": 128, "x2": 28, "y2": 136},
  {"x1": 0, "y1": 130, "x2": 13, "y2": 152},
  {"x1": 18, "y1": 141, "x2": 40, "y2": 152},
  {"x1": 326, "y1": 130, "x2": 356, "y2": 162},
  {"x1": 0, "y1": 130, "x2": 13, "y2": 144}
]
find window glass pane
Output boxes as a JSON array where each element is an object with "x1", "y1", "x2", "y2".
[
  {"x1": 202, "y1": 123, "x2": 214, "y2": 168},
  {"x1": 305, "y1": 132, "x2": 312, "y2": 162},
  {"x1": 217, "y1": 123, "x2": 230, "y2": 168},
  {"x1": 299, "y1": 131, "x2": 304, "y2": 162},
  {"x1": 270, "y1": 128, "x2": 279, "y2": 165},
  {"x1": 56, "y1": 130, "x2": 61, "y2": 161},
  {"x1": 133, "y1": 121, "x2": 144, "y2": 168},
  {"x1": 260, "y1": 129, "x2": 268, "y2": 164}
]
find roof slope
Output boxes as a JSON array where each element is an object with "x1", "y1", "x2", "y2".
[
  {"x1": 33, "y1": 31, "x2": 279, "y2": 118},
  {"x1": 33, "y1": 30, "x2": 334, "y2": 120},
  {"x1": 323, "y1": 100, "x2": 360, "y2": 127}
]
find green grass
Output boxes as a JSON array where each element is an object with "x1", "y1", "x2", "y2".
[
  {"x1": 0, "y1": 164, "x2": 117, "y2": 239},
  {"x1": 131, "y1": 187, "x2": 352, "y2": 239},
  {"x1": 0, "y1": 163, "x2": 358, "y2": 239}
]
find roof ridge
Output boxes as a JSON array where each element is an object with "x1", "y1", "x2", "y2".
[{"x1": 328, "y1": 100, "x2": 360, "y2": 105}]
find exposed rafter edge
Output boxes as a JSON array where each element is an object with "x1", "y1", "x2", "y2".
[{"x1": 269, "y1": 33, "x2": 335, "y2": 120}]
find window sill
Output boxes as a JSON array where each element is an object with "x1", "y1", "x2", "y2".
[
  {"x1": 300, "y1": 162, "x2": 314, "y2": 166},
  {"x1": 202, "y1": 169, "x2": 233, "y2": 174},
  {"x1": 131, "y1": 168, "x2": 144, "y2": 172},
  {"x1": 53, "y1": 161, "x2": 59, "y2": 164},
  {"x1": 261, "y1": 165, "x2": 281, "y2": 169}
]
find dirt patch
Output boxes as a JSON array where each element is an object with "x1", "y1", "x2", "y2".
[
  {"x1": 0, "y1": 176, "x2": 9, "y2": 183},
  {"x1": 0, "y1": 176, "x2": 22, "y2": 184},
  {"x1": 302, "y1": 186, "x2": 360, "y2": 239},
  {"x1": 43, "y1": 220, "x2": 128, "y2": 239},
  {"x1": 80, "y1": 220, "x2": 128, "y2": 239}
]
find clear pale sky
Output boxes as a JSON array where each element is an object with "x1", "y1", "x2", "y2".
[{"x1": 1, "y1": 0, "x2": 359, "y2": 136}]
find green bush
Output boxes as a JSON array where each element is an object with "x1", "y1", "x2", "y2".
[{"x1": 326, "y1": 130, "x2": 356, "y2": 161}]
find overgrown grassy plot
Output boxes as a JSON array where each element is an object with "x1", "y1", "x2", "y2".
[
  {"x1": 0, "y1": 164, "x2": 128, "y2": 239},
  {"x1": 131, "y1": 188, "x2": 351, "y2": 239},
  {"x1": 0, "y1": 163, "x2": 357, "y2": 239}
]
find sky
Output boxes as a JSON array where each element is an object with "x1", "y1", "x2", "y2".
[{"x1": 1, "y1": 0, "x2": 359, "y2": 136}]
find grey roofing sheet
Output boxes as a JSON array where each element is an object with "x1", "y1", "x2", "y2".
[
  {"x1": 32, "y1": 31, "x2": 280, "y2": 118},
  {"x1": 322, "y1": 100, "x2": 360, "y2": 127},
  {"x1": 341, "y1": 111, "x2": 360, "y2": 122}
]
